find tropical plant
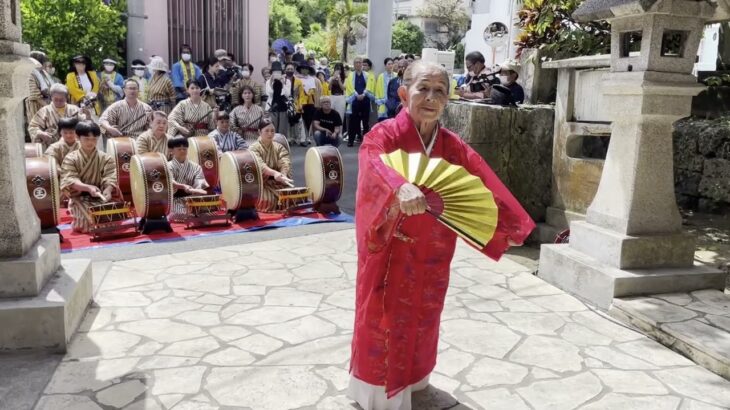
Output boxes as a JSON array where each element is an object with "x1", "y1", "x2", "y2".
[
  {"x1": 20, "y1": 0, "x2": 127, "y2": 72},
  {"x1": 303, "y1": 23, "x2": 339, "y2": 60},
  {"x1": 418, "y1": 0, "x2": 470, "y2": 50},
  {"x1": 269, "y1": 0, "x2": 303, "y2": 43},
  {"x1": 392, "y1": 20, "x2": 425, "y2": 55},
  {"x1": 328, "y1": 0, "x2": 368, "y2": 62},
  {"x1": 515, "y1": 0, "x2": 611, "y2": 60}
]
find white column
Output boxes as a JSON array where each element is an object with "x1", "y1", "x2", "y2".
[{"x1": 366, "y1": 0, "x2": 395, "y2": 73}]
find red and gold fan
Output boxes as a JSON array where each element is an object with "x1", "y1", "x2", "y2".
[{"x1": 380, "y1": 149, "x2": 499, "y2": 248}]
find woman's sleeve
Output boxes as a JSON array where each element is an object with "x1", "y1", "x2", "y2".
[
  {"x1": 458, "y1": 140, "x2": 536, "y2": 260},
  {"x1": 278, "y1": 144, "x2": 292, "y2": 178},
  {"x1": 355, "y1": 133, "x2": 410, "y2": 254}
]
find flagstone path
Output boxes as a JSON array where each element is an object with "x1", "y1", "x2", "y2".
[{"x1": 27, "y1": 229, "x2": 730, "y2": 409}]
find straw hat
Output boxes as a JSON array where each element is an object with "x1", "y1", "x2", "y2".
[
  {"x1": 499, "y1": 59, "x2": 520, "y2": 74},
  {"x1": 147, "y1": 57, "x2": 169, "y2": 73}
]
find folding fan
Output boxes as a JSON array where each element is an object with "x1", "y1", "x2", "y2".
[{"x1": 380, "y1": 149, "x2": 499, "y2": 248}]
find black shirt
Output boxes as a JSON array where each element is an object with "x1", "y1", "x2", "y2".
[{"x1": 313, "y1": 109, "x2": 342, "y2": 133}]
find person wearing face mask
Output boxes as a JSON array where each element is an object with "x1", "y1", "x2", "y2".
[
  {"x1": 268, "y1": 51, "x2": 278, "y2": 68},
  {"x1": 285, "y1": 62, "x2": 306, "y2": 145},
  {"x1": 146, "y1": 57, "x2": 176, "y2": 115},
  {"x1": 456, "y1": 51, "x2": 493, "y2": 100},
  {"x1": 129, "y1": 60, "x2": 149, "y2": 103},
  {"x1": 488, "y1": 60, "x2": 524, "y2": 105},
  {"x1": 171, "y1": 44, "x2": 202, "y2": 102},
  {"x1": 65, "y1": 55, "x2": 101, "y2": 115},
  {"x1": 230, "y1": 63, "x2": 263, "y2": 106},
  {"x1": 98, "y1": 58, "x2": 125, "y2": 112},
  {"x1": 265, "y1": 62, "x2": 291, "y2": 137}
]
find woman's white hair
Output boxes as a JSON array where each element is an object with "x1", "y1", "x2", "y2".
[
  {"x1": 402, "y1": 61, "x2": 450, "y2": 90},
  {"x1": 49, "y1": 83, "x2": 69, "y2": 96}
]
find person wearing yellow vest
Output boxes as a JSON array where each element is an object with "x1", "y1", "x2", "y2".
[
  {"x1": 375, "y1": 57, "x2": 397, "y2": 121},
  {"x1": 171, "y1": 44, "x2": 202, "y2": 103},
  {"x1": 345, "y1": 56, "x2": 375, "y2": 147}
]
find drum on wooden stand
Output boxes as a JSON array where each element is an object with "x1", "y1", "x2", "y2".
[
  {"x1": 182, "y1": 194, "x2": 230, "y2": 229},
  {"x1": 24, "y1": 142, "x2": 43, "y2": 158},
  {"x1": 88, "y1": 201, "x2": 138, "y2": 241},
  {"x1": 305, "y1": 146, "x2": 343, "y2": 214},
  {"x1": 25, "y1": 156, "x2": 60, "y2": 230},
  {"x1": 219, "y1": 150, "x2": 262, "y2": 221},
  {"x1": 188, "y1": 136, "x2": 219, "y2": 192},
  {"x1": 107, "y1": 137, "x2": 138, "y2": 201},
  {"x1": 130, "y1": 152, "x2": 174, "y2": 234}
]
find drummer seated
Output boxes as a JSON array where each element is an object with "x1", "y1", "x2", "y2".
[
  {"x1": 166, "y1": 137, "x2": 210, "y2": 222},
  {"x1": 60, "y1": 120, "x2": 119, "y2": 233},
  {"x1": 249, "y1": 119, "x2": 295, "y2": 212},
  {"x1": 210, "y1": 112, "x2": 247, "y2": 154},
  {"x1": 45, "y1": 117, "x2": 80, "y2": 168},
  {"x1": 136, "y1": 111, "x2": 171, "y2": 157},
  {"x1": 312, "y1": 96, "x2": 342, "y2": 148}
]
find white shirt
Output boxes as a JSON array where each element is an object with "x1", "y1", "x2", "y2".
[{"x1": 78, "y1": 73, "x2": 92, "y2": 93}]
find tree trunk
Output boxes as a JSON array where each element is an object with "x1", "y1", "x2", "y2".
[{"x1": 343, "y1": 32, "x2": 350, "y2": 62}]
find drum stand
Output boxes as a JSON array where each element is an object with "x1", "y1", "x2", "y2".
[
  {"x1": 42, "y1": 227, "x2": 64, "y2": 243},
  {"x1": 139, "y1": 217, "x2": 173, "y2": 235},
  {"x1": 314, "y1": 202, "x2": 340, "y2": 215},
  {"x1": 230, "y1": 208, "x2": 258, "y2": 223}
]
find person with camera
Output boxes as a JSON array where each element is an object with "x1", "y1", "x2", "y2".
[
  {"x1": 456, "y1": 51, "x2": 492, "y2": 100},
  {"x1": 265, "y1": 61, "x2": 292, "y2": 137},
  {"x1": 489, "y1": 60, "x2": 525, "y2": 105},
  {"x1": 198, "y1": 57, "x2": 225, "y2": 109}
]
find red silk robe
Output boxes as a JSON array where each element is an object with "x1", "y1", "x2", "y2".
[{"x1": 351, "y1": 109, "x2": 535, "y2": 398}]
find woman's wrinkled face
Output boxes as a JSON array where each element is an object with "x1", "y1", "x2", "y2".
[
  {"x1": 400, "y1": 70, "x2": 449, "y2": 124},
  {"x1": 259, "y1": 124, "x2": 276, "y2": 142},
  {"x1": 151, "y1": 116, "x2": 168, "y2": 135}
]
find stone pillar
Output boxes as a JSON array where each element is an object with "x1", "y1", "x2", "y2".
[
  {"x1": 365, "y1": 0, "x2": 394, "y2": 73},
  {"x1": 538, "y1": 0, "x2": 727, "y2": 309},
  {"x1": 0, "y1": 0, "x2": 92, "y2": 351}
]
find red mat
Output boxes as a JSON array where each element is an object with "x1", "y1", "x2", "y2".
[{"x1": 56, "y1": 209, "x2": 351, "y2": 253}]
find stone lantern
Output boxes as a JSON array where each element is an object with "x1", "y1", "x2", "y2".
[
  {"x1": 0, "y1": 0, "x2": 92, "y2": 351},
  {"x1": 539, "y1": 0, "x2": 727, "y2": 309}
]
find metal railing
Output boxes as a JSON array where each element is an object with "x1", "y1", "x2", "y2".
[{"x1": 167, "y1": 0, "x2": 250, "y2": 64}]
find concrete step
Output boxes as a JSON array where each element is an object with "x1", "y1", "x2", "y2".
[
  {"x1": 0, "y1": 259, "x2": 92, "y2": 352},
  {"x1": 610, "y1": 290, "x2": 730, "y2": 381}
]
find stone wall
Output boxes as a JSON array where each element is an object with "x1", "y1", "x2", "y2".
[
  {"x1": 674, "y1": 116, "x2": 730, "y2": 213},
  {"x1": 441, "y1": 101, "x2": 555, "y2": 222}
]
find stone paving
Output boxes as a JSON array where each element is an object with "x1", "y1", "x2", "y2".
[
  {"x1": 30, "y1": 229, "x2": 730, "y2": 410},
  {"x1": 611, "y1": 290, "x2": 730, "y2": 381}
]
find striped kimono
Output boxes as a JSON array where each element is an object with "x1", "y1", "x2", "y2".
[
  {"x1": 26, "y1": 69, "x2": 54, "y2": 121},
  {"x1": 248, "y1": 140, "x2": 292, "y2": 212},
  {"x1": 99, "y1": 99, "x2": 153, "y2": 139},
  {"x1": 136, "y1": 129, "x2": 170, "y2": 156},
  {"x1": 230, "y1": 104, "x2": 265, "y2": 143},
  {"x1": 230, "y1": 78, "x2": 264, "y2": 106},
  {"x1": 147, "y1": 74, "x2": 176, "y2": 114},
  {"x1": 210, "y1": 129, "x2": 247, "y2": 154},
  {"x1": 28, "y1": 104, "x2": 82, "y2": 149},
  {"x1": 45, "y1": 139, "x2": 79, "y2": 168},
  {"x1": 167, "y1": 158, "x2": 210, "y2": 221},
  {"x1": 60, "y1": 149, "x2": 118, "y2": 233},
  {"x1": 168, "y1": 98, "x2": 216, "y2": 138}
]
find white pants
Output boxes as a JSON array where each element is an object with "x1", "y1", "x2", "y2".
[{"x1": 347, "y1": 374, "x2": 430, "y2": 410}]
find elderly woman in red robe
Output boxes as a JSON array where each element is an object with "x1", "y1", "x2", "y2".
[{"x1": 349, "y1": 61, "x2": 536, "y2": 409}]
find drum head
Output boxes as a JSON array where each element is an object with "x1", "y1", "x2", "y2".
[
  {"x1": 305, "y1": 146, "x2": 343, "y2": 203},
  {"x1": 220, "y1": 150, "x2": 262, "y2": 211},
  {"x1": 130, "y1": 155, "x2": 148, "y2": 217},
  {"x1": 188, "y1": 136, "x2": 219, "y2": 186}
]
